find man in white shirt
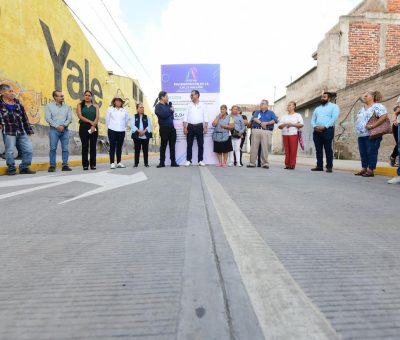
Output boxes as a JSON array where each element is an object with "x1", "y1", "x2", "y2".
[{"x1": 183, "y1": 90, "x2": 208, "y2": 166}]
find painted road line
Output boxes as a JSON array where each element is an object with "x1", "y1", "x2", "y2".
[
  {"x1": 200, "y1": 167, "x2": 340, "y2": 340},
  {"x1": 0, "y1": 171, "x2": 147, "y2": 204}
]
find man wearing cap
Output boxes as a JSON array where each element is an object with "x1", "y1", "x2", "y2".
[
  {"x1": 44, "y1": 90, "x2": 73, "y2": 172},
  {"x1": 0, "y1": 83, "x2": 36, "y2": 175},
  {"x1": 106, "y1": 95, "x2": 129, "y2": 169}
]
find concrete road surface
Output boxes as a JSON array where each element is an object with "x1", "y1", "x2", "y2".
[{"x1": 0, "y1": 159, "x2": 399, "y2": 340}]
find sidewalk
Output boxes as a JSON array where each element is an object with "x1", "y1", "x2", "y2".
[
  {"x1": 268, "y1": 154, "x2": 397, "y2": 177},
  {"x1": 0, "y1": 153, "x2": 397, "y2": 177}
]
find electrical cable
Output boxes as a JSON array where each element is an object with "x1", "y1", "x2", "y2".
[
  {"x1": 99, "y1": 0, "x2": 156, "y2": 87},
  {"x1": 61, "y1": 0, "x2": 131, "y2": 78}
]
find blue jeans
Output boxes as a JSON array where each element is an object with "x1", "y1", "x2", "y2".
[
  {"x1": 313, "y1": 127, "x2": 334, "y2": 168},
  {"x1": 397, "y1": 126, "x2": 400, "y2": 176},
  {"x1": 358, "y1": 136, "x2": 382, "y2": 170},
  {"x1": 4, "y1": 134, "x2": 33, "y2": 172},
  {"x1": 49, "y1": 127, "x2": 69, "y2": 167}
]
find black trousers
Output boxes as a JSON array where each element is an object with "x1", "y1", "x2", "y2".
[
  {"x1": 79, "y1": 123, "x2": 98, "y2": 168},
  {"x1": 134, "y1": 138, "x2": 149, "y2": 165},
  {"x1": 159, "y1": 126, "x2": 176, "y2": 164},
  {"x1": 391, "y1": 124, "x2": 398, "y2": 159},
  {"x1": 108, "y1": 129, "x2": 125, "y2": 164},
  {"x1": 313, "y1": 127, "x2": 334, "y2": 169},
  {"x1": 186, "y1": 123, "x2": 204, "y2": 162}
]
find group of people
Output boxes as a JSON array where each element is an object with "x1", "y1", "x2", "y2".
[
  {"x1": 0, "y1": 85, "x2": 153, "y2": 174},
  {"x1": 153, "y1": 89, "x2": 400, "y2": 185},
  {"x1": 0, "y1": 83, "x2": 399, "y2": 185}
]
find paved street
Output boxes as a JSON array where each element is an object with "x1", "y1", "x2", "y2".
[{"x1": 0, "y1": 159, "x2": 399, "y2": 340}]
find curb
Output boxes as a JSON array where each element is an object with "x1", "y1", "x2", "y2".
[
  {"x1": 0, "y1": 155, "x2": 134, "y2": 176},
  {"x1": 270, "y1": 160, "x2": 397, "y2": 177}
]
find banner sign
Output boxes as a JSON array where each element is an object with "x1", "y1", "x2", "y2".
[{"x1": 161, "y1": 64, "x2": 220, "y2": 164}]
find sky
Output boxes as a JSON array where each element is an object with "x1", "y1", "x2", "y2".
[{"x1": 65, "y1": 0, "x2": 363, "y2": 108}]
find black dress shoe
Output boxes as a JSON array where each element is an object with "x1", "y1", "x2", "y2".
[
  {"x1": 62, "y1": 166, "x2": 72, "y2": 171},
  {"x1": 48, "y1": 166, "x2": 56, "y2": 172},
  {"x1": 7, "y1": 170, "x2": 16, "y2": 176},
  {"x1": 311, "y1": 167, "x2": 323, "y2": 171},
  {"x1": 326, "y1": 168, "x2": 333, "y2": 173},
  {"x1": 83, "y1": 167, "x2": 89, "y2": 170},
  {"x1": 19, "y1": 168, "x2": 36, "y2": 174},
  {"x1": 90, "y1": 166, "x2": 96, "y2": 170},
  {"x1": 156, "y1": 164, "x2": 165, "y2": 168},
  {"x1": 133, "y1": 164, "x2": 138, "y2": 168},
  {"x1": 171, "y1": 163, "x2": 180, "y2": 167},
  {"x1": 145, "y1": 164, "x2": 150, "y2": 167}
]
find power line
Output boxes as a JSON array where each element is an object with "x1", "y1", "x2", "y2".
[
  {"x1": 61, "y1": 0, "x2": 130, "y2": 78},
  {"x1": 87, "y1": 1, "x2": 140, "y2": 76},
  {"x1": 99, "y1": 0, "x2": 156, "y2": 87}
]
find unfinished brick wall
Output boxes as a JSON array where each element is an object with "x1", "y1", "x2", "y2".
[
  {"x1": 347, "y1": 22, "x2": 380, "y2": 85},
  {"x1": 385, "y1": 25, "x2": 400, "y2": 68},
  {"x1": 388, "y1": 0, "x2": 400, "y2": 13}
]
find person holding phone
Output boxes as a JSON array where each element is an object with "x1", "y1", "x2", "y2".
[{"x1": 77, "y1": 90, "x2": 99, "y2": 170}]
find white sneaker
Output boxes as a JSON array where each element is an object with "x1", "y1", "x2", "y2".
[
  {"x1": 117, "y1": 162, "x2": 125, "y2": 168},
  {"x1": 388, "y1": 176, "x2": 400, "y2": 184},
  {"x1": 235, "y1": 164, "x2": 242, "y2": 167},
  {"x1": 198, "y1": 161, "x2": 206, "y2": 166},
  {"x1": 110, "y1": 163, "x2": 116, "y2": 169},
  {"x1": 184, "y1": 161, "x2": 191, "y2": 167},
  {"x1": 228, "y1": 162, "x2": 234, "y2": 167}
]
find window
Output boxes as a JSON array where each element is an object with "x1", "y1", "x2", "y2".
[{"x1": 132, "y1": 82, "x2": 138, "y2": 100}]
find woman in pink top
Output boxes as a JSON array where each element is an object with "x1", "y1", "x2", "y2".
[{"x1": 278, "y1": 101, "x2": 304, "y2": 169}]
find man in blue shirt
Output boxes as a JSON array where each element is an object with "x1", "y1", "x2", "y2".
[
  {"x1": 311, "y1": 92, "x2": 340, "y2": 172},
  {"x1": 45, "y1": 90, "x2": 73, "y2": 172},
  {"x1": 247, "y1": 99, "x2": 277, "y2": 169},
  {"x1": 154, "y1": 91, "x2": 179, "y2": 168}
]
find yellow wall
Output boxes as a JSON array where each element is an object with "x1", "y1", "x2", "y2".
[{"x1": 0, "y1": 0, "x2": 155, "y2": 137}]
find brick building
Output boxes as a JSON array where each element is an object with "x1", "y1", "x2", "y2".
[{"x1": 273, "y1": 0, "x2": 400, "y2": 160}]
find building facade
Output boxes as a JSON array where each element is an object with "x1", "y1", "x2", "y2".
[
  {"x1": 0, "y1": 0, "x2": 156, "y2": 155},
  {"x1": 273, "y1": 0, "x2": 400, "y2": 160}
]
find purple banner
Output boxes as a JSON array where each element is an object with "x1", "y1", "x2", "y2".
[{"x1": 161, "y1": 64, "x2": 220, "y2": 93}]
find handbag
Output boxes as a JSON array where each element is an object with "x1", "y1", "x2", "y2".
[
  {"x1": 367, "y1": 113, "x2": 392, "y2": 140},
  {"x1": 231, "y1": 129, "x2": 242, "y2": 138},
  {"x1": 297, "y1": 130, "x2": 304, "y2": 150}
]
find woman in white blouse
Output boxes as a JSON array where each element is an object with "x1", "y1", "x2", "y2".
[
  {"x1": 278, "y1": 101, "x2": 304, "y2": 169},
  {"x1": 106, "y1": 96, "x2": 129, "y2": 169}
]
